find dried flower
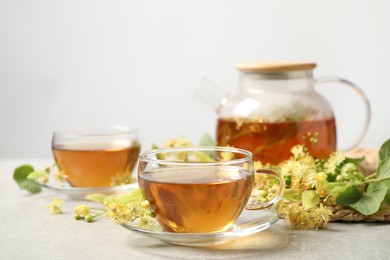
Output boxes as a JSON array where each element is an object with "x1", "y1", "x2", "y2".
[
  {"x1": 47, "y1": 197, "x2": 63, "y2": 214},
  {"x1": 53, "y1": 170, "x2": 68, "y2": 184},
  {"x1": 104, "y1": 196, "x2": 158, "y2": 230},
  {"x1": 221, "y1": 151, "x2": 235, "y2": 161},
  {"x1": 74, "y1": 204, "x2": 91, "y2": 218},
  {"x1": 288, "y1": 203, "x2": 332, "y2": 230},
  {"x1": 163, "y1": 136, "x2": 193, "y2": 161},
  {"x1": 324, "y1": 151, "x2": 346, "y2": 173}
]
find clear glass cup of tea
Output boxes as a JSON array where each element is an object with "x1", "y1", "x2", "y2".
[
  {"x1": 138, "y1": 146, "x2": 284, "y2": 233},
  {"x1": 52, "y1": 126, "x2": 140, "y2": 187}
]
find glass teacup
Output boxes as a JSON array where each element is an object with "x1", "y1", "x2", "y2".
[
  {"x1": 52, "y1": 126, "x2": 140, "y2": 187},
  {"x1": 138, "y1": 147, "x2": 284, "y2": 233}
]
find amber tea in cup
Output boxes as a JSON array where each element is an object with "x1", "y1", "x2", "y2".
[
  {"x1": 138, "y1": 147, "x2": 284, "y2": 233},
  {"x1": 52, "y1": 127, "x2": 140, "y2": 187}
]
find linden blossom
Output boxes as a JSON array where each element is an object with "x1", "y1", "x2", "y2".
[
  {"x1": 47, "y1": 197, "x2": 63, "y2": 214},
  {"x1": 275, "y1": 139, "x2": 390, "y2": 227}
]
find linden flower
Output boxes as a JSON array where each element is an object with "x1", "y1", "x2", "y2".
[
  {"x1": 164, "y1": 136, "x2": 193, "y2": 148},
  {"x1": 279, "y1": 160, "x2": 295, "y2": 180},
  {"x1": 105, "y1": 199, "x2": 133, "y2": 224},
  {"x1": 74, "y1": 204, "x2": 91, "y2": 218},
  {"x1": 315, "y1": 172, "x2": 327, "y2": 181},
  {"x1": 104, "y1": 198, "x2": 157, "y2": 230},
  {"x1": 315, "y1": 172, "x2": 331, "y2": 198},
  {"x1": 253, "y1": 161, "x2": 265, "y2": 170},
  {"x1": 47, "y1": 197, "x2": 63, "y2": 214},
  {"x1": 54, "y1": 170, "x2": 68, "y2": 184},
  {"x1": 220, "y1": 151, "x2": 235, "y2": 161},
  {"x1": 38, "y1": 174, "x2": 49, "y2": 184},
  {"x1": 288, "y1": 203, "x2": 332, "y2": 230},
  {"x1": 110, "y1": 172, "x2": 133, "y2": 186},
  {"x1": 291, "y1": 145, "x2": 307, "y2": 160},
  {"x1": 287, "y1": 161, "x2": 316, "y2": 193},
  {"x1": 324, "y1": 151, "x2": 346, "y2": 173},
  {"x1": 164, "y1": 136, "x2": 193, "y2": 161},
  {"x1": 280, "y1": 145, "x2": 319, "y2": 194}
]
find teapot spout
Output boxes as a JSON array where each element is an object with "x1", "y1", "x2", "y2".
[{"x1": 192, "y1": 78, "x2": 229, "y2": 111}]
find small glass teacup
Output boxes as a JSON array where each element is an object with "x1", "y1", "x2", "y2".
[
  {"x1": 52, "y1": 126, "x2": 140, "y2": 187},
  {"x1": 138, "y1": 147, "x2": 284, "y2": 233}
]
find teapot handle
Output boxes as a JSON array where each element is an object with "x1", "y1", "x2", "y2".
[{"x1": 315, "y1": 77, "x2": 371, "y2": 151}]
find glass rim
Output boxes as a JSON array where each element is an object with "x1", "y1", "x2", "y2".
[
  {"x1": 52, "y1": 126, "x2": 138, "y2": 138},
  {"x1": 139, "y1": 146, "x2": 253, "y2": 166}
]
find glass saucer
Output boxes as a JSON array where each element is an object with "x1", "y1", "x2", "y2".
[
  {"x1": 35, "y1": 178, "x2": 138, "y2": 200},
  {"x1": 121, "y1": 208, "x2": 279, "y2": 247}
]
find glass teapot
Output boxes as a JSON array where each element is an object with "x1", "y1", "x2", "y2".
[{"x1": 194, "y1": 62, "x2": 371, "y2": 165}]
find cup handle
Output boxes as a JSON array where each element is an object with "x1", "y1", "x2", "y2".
[
  {"x1": 246, "y1": 169, "x2": 285, "y2": 210},
  {"x1": 315, "y1": 76, "x2": 372, "y2": 150}
]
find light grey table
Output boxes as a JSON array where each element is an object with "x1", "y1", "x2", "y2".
[{"x1": 1, "y1": 159, "x2": 389, "y2": 260}]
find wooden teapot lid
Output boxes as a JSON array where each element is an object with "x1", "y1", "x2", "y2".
[{"x1": 235, "y1": 62, "x2": 317, "y2": 72}]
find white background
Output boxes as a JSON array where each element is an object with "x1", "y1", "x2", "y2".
[{"x1": 1, "y1": 0, "x2": 389, "y2": 158}]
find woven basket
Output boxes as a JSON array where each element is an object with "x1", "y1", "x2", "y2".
[{"x1": 326, "y1": 202, "x2": 390, "y2": 222}]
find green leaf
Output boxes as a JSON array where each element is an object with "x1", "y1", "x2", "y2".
[
  {"x1": 284, "y1": 175, "x2": 292, "y2": 186},
  {"x1": 18, "y1": 180, "x2": 42, "y2": 194},
  {"x1": 199, "y1": 134, "x2": 217, "y2": 159},
  {"x1": 27, "y1": 170, "x2": 47, "y2": 179},
  {"x1": 199, "y1": 133, "x2": 216, "y2": 146},
  {"x1": 13, "y1": 165, "x2": 42, "y2": 194},
  {"x1": 282, "y1": 189, "x2": 301, "y2": 202},
  {"x1": 381, "y1": 178, "x2": 390, "y2": 204},
  {"x1": 335, "y1": 185, "x2": 363, "y2": 205},
  {"x1": 344, "y1": 157, "x2": 365, "y2": 165},
  {"x1": 330, "y1": 185, "x2": 347, "y2": 199},
  {"x1": 194, "y1": 151, "x2": 215, "y2": 162},
  {"x1": 377, "y1": 158, "x2": 390, "y2": 180},
  {"x1": 350, "y1": 182, "x2": 388, "y2": 215},
  {"x1": 86, "y1": 193, "x2": 108, "y2": 204},
  {"x1": 384, "y1": 192, "x2": 390, "y2": 205},
  {"x1": 103, "y1": 188, "x2": 144, "y2": 205},
  {"x1": 302, "y1": 190, "x2": 320, "y2": 209},
  {"x1": 13, "y1": 165, "x2": 35, "y2": 181},
  {"x1": 379, "y1": 138, "x2": 390, "y2": 161},
  {"x1": 326, "y1": 173, "x2": 337, "y2": 182}
]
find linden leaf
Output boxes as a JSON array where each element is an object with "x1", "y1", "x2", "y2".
[
  {"x1": 302, "y1": 190, "x2": 320, "y2": 209},
  {"x1": 335, "y1": 185, "x2": 363, "y2": 206},
  {"x1": 13, "y1": 165, "x2": 42, "y2": 194},
  {"x1": 377, "y1": 158, "x2": 390, "y2": 181},
  {"x1": 103, "y1": 188, "x2": 144, "y2": 205},
  {"x1": 198, "y1": 134, "x2": 216, "y2": 159},
  {"x1": 86, "y1": 193, "x2": 109, "y2": 204},
  {"x1": 381, "y1": 178, "x2": 390, "y2": 204},
  {"x1": 350, "y1": 182, "x2": 388, "y2": 215},
  {"x1": 344, "y1": 157, "x2": 365, "y2": 165},
  {"x1": 124, "y1": 188, "x2": 144, "y2": 202},
  {"x1": 282, "y1": 189, "x2": 301, "y2": 202},
  {"x1": 13, "y1": 165, "x2": 34, "y2": 181},
  {"x1": 379, "y1": 138, "x2": 390, "y2": 161},
  {"x1": 18, "y1": 179, "x2": 42, "y2": 194},
  {"x1": 199, "y1": 134, "x2": 216, "y2": 146},
  {"x1": 194, "y1": 151, "x2": 215, "y2": 162},
  {"x1": 330, "y1": 185, "x2": 347, "y2": 199},
  {"x1": 27, "y1": 170, "x2": 47, "y2": 179}
]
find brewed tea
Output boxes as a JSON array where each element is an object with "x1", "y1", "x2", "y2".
[
  {"x1": 53, "y1": 141, "x2": 140, "y2": 187},
  {"x1": 139, "y1": 166, "x2": 253, "y2": 233},
  {"x1": 217, "y1": 117, "x2": 336, "y2": 164}
]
